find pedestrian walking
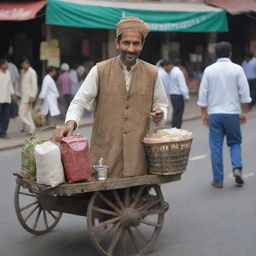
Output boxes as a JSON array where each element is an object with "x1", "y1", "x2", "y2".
[
  {"x1": 241, "y1": 52, "x2": 256, "y2": 109},
  {"x1": 0, "y1": 58, "x2": 16, "y2": 138},
  {"x1": 70, "y1": 64, "x2": 79, "y2": 96},
  {"x1": 38, "y1": 66, "x2": 60, "y2": 125},
  {"x1": 158, "y1": 59, "x2": 172, "y2": 93},
  {"x1": 57, "y1": 63, "x2": 72, "y2": 118},
  {"x1": 169, "y1": 60, "x2": 189, "y2": 128},
  {"x1": 7, "y1": 58, "x2": 20, "y2": 97},
  {"x1": 53, "y1": 16, "x2": 168, "y2": 178},
  {"x1": 19, "y1": 58, "x2": 38, "y2": 134},
  {"x1": 198, "y1": 41, "x2": 251, "y2": 188},
  {"x1": 76, "y1": 65, "x2": 86, "y2": 87}
]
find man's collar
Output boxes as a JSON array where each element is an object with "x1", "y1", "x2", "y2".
[{"x1": 217, "y1": 58, "x2": 231, "y2": 62}]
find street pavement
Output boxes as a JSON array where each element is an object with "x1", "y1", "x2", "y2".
[
  {"x1": 0, "y1": 94, "x2": 201, "y2": 151},
  {"x1": 0, "y1": 116, "x2": 256, "y2": 256}
]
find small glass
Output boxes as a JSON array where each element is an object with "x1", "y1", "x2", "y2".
[{"x1": 93, "y1": 165, "x2": 108, "y2": 181}]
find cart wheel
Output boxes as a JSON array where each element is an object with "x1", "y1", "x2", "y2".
[
  {"x1": 87, "y1": 185, "x2": 165, "y2": 256},
  {"x1": 14, "y1": 183, "x2": 62, "y2": 235}
]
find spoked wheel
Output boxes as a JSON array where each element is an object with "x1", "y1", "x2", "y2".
[
  {"x1": 14, "y1": 183, "x2": 62, "y2": 235},
  {"x1": 87, "y1": 185, "x2": 166, "y2": 256}
]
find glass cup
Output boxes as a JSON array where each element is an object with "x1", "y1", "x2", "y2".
[{"x1": 93, "y1": 165, "x2": 108, "y2": 181}]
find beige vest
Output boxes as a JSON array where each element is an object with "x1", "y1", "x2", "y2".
[{"x1": 90, "y1": 56, "x2": 158, "y2": 178}]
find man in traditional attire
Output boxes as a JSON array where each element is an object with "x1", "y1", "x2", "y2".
[
  {"x1": 54, "y1": 17, "x2": 168, "y2": 178},
  {"x1": 19, "y1": 58, "x2": 38, "y2": 134}
]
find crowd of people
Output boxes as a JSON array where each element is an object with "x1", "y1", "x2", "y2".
[{"x1": 0, "y1": 58, "x2": 89, "y2": 138}]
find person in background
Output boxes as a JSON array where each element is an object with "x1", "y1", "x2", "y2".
[
  {"x1": 76, "y1": 65, "x2": 86, "y2": 87},
  {"x1": 57, "y1": 63, "x2": 72, "y2": 118},
  {"x1": 173, "y1": 58, "x2": 190, "y2": 87},
  {"x1": 39, "y1": 66, "x2": 60, "y2": 125},
  {"x1": 0, "y1": 59, "x2": 16, "y2": 138},
  {"x1": 158, "y1": 59, "x2": 172, "y2": 93},
  {"x1": 198, "y1": 41, "x2": 251, "y2": 188},
  {"x1": 169, "y1": 59, "x2": 189, "y2": 128},
  {"x1": 70, "y1": 63, "x2": 79, "y2": 96},
  {"x1": 19, "y1": 58, "x2": 38, "y2": 134},
  {"x1": 241, "y1": 52, "x2": 256, "y2": 109},
  {"x1": 7, "y1": 57, "x2": 20, "y2": 97}
]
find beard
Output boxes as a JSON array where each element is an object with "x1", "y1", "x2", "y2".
[{"x1": 120, "y1": 50, "x2": 141, "y2": 65}]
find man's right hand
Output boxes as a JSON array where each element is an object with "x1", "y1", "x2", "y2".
[
  {"x1": 240, "y1": 113, "x2": 248, "y2": 124},
  {"x1": 52, "y1": 120, "x2": 77, "y2": 144}
]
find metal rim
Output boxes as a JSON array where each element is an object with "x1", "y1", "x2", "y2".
[
  {"x1": 14, "y1": 183, "x2": 62, "y2": 235},
  {"x1": 87, "y1": 185, "x2": 165, "y2": 256}
]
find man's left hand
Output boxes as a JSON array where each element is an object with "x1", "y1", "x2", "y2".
[
  {"x1": 149, "y1": 107, "x2": 163, "y2": 124},
  {"x1": 28, "y1": 96, "x2": 35, "y2": 104}
]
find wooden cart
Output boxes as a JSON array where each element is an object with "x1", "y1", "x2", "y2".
[{"x1": 14, "y1": 172, "x2": 182, "y2": 256}]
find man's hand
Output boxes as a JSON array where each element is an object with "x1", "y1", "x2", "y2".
[
  {"x1": 28, "y1": 96, "x2": 35, "y2": 104},
  {"x1": 201, "y1": 113, "x2": 208, "y2": 127},
  {"x1": 11, "y1": 94, "x2": 17, "y2": 102},
  {"x1": 240, "y1": 112, "x2": 248, "y2": 124},
  {"x1": 40, "y1": 99, "x2": 44, "y2": 105},
  {"x1": 149, "y1": 107, "x2": 163, "y2": 124},
  {"x1": 52, "y1": 120, "x2": 77, "y2": 144}
]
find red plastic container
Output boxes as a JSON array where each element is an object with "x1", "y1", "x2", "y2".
[{"x1": 60, "y1": 135, "x2": 92, "y2": 183}]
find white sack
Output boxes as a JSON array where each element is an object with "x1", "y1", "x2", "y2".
[{"x1": 35, "y1": 141, "x2": 65, "y2": 187}]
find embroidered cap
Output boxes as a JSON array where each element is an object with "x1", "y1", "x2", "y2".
[{"x1": 116, "y1": 16, "x2": 149, "y2": 39}]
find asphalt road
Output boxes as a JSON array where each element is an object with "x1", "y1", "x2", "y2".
[{"x1": 0, "y1": 117, "x2": 256, "y2": 256}]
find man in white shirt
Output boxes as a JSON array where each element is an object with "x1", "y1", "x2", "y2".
[
  {"x1": 0, "y1": 59, "x2": 16, "y2": 138},
  {"x1": 54, "y1": 16, "x2": 168, "y2": 178},
  {"x1": 158, "y1": 59, "x2": 172, "y2": 93},
  {"x1": 169, "y1": 61, "x2": 189, "y2": 128},
  {"x1": 7, "y1": 59, "x2": 20, "y2": 97},
  {"x1": 198, "y1": 41, "x2": 251, "y2": 188},
  {"x1": 241, "y1": 52, "x2": 256, "y2": 108},
  {"x1": 19, "y1": 58, "x2": 38, "y2": 134},
  {"x1": 39, "y1": 66, "x2": 60, "y2": 125}
]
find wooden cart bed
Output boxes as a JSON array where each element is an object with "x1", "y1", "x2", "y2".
[{"x1": 14, "y1": 172, "x2": 182, "y2": 196}]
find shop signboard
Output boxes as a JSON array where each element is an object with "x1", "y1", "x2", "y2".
[
  {"x1": 40, "y1": 39, "x2": 60, "y2": 67},
  {"x1": 0, "y1": 1, "x2": 46, "y2": 21},
  {"x1": 46, "y1": 0, "x2": 228, "y2": 32}
]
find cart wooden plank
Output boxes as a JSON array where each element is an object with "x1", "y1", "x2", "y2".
[{"x1": 14, "y1": 172, "x2": 182, "y2": 196}]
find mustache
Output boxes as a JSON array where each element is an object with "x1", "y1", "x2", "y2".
[{"x1": 121, "y1": 50, "x2": 137, "y2": 56}]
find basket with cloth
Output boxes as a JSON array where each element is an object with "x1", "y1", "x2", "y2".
[{"x1": 143, "y1": 128, "x2": 193, "y2": 175}]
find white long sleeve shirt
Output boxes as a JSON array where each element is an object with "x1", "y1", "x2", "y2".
[
  {"x1": 8, "y1": 62, "x2": 20, "y2": 96},
  {"x1": 198, "y1": 58, "x2": 251, "y2": 114},
  {"x1": 168, "y1": 66, "x2": 189, "y2": 99},
  {"x1": 39, "y1": 74, "x2": 60, "y2": 116},
  {"x1": 0, "y1": 69, "x2": 14, "y2": 104},
  {"x1": 66, "y1": 64, "x2": 169, "y2": 126},
  {"x1": 158, "y1": 67, "x2": 170, "y2": 94},
  {"x1": 20, "y1": 67, "x2": 38, "y2": 103}
]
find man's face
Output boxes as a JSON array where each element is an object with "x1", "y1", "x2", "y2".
[
  {"x1": 50, "y1": 69, "x2": 57, "y2": 77},
  {"x1": 164, "y1": 64, "x2": 173, "y2": 73},
  {"x1": 21, "y1": 62, "x2": 30, "y2": 70},
  {"x1": 115, "y1": 32, "x2": 144, "y2": 67},
  {"x1": 0, "y1": 61, "x2": 8, "y2": 71}
]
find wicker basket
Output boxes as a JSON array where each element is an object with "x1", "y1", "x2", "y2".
[{"x1": 143, "y1": 137, "x2": 193, "y2": 175}]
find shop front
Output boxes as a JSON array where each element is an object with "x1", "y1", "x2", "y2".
[{"x1": 0, "y1": 1, "x2": 46, "y2": 78}]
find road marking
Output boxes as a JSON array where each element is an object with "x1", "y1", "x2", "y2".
[
  {"x1": 228, "y1": 172, "x2": 255, "y2": 179},
  {"x1": 189, "y1": 154, "x2": 207, "y2": 161}
]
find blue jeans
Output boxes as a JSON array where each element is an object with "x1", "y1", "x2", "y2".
[{"x1": 208, "y1": 114, "x2": 242, "y2": 183}]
